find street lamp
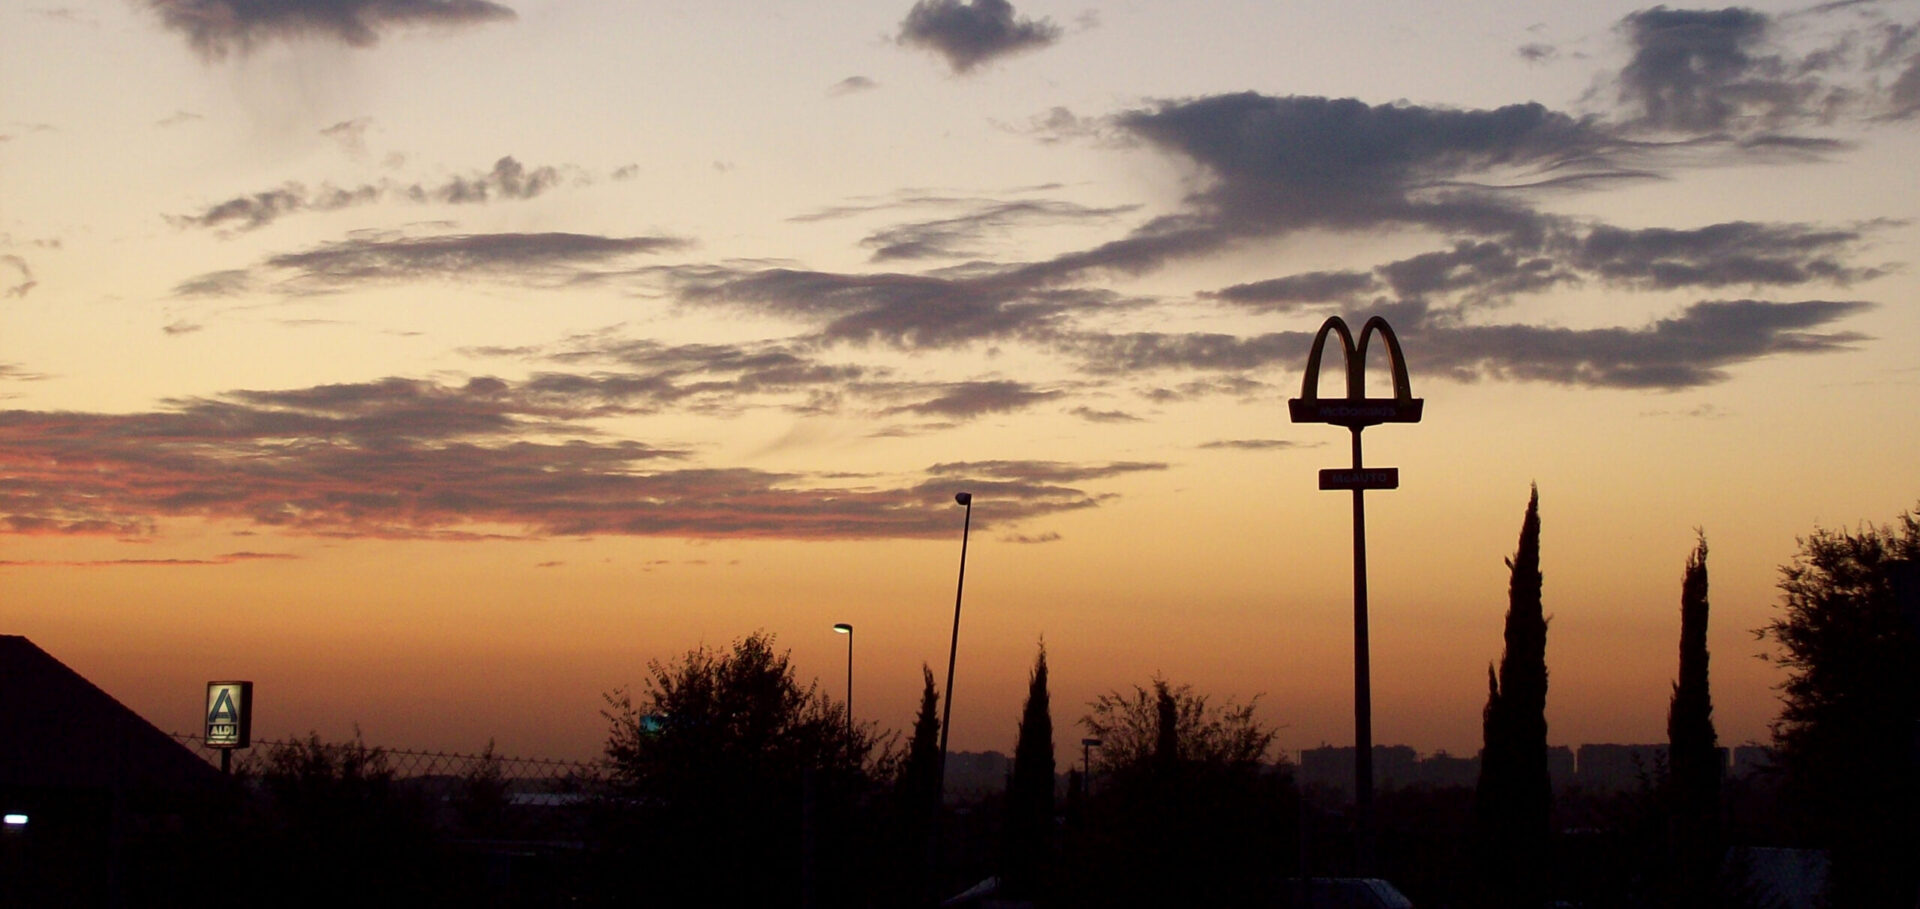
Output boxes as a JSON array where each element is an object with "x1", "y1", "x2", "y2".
[
  {"x1": 935, "y1": 492, "x2": 973, "y2": 798},
  {"x1": 833, "y1": 623, "x2": 853, "y2": 737}
]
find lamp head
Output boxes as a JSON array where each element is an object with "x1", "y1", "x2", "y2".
[
  {"x1": 832, "y1": 623, "x2": 852, "y2": 634},
  {"x1": 1081, "y1": 737, "x2": 1102, "y2": 747},
  {"x1": 955, "y1": 491, "x2": 972, "y2": 506}
]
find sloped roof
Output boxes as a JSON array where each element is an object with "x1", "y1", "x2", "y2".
[{"x1": 0, "y1": 634, "x2": 221, "y2": 792}]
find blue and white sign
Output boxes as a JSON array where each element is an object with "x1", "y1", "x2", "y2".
[{"x1": 204, "y1": 681, "x2": 253, "y2": 748}]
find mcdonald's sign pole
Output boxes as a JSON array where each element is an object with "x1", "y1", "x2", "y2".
[{"x1": 1288, "y1": 316, "x2": 1422, "y2": 875}]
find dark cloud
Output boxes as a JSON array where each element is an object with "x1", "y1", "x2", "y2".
[
  {"x1": 408, "y1": 155, "x2": 565, "y2": 204},
  {"x1": 145, "y1": 0, "x2": 516, "y2": 60},
  {"x1": 1204, "y1": 218, "x2": 1880, "y2": 317},
  {"x1": 0, "y1": 376, "x2": 1150, "y2": 541},
  {"x1": 1566, "y1": 220, "x2": 1879, "y2": 288},
  {"x1": 1207, "y1": 270, "x2": 1379, "y2": 311},
  {"x1": 1112, "y1": 93, "x2": 1622, "y2": 253},
  {"x1": 1412, "y1": 298, "x2": 1871, "y2": 388},
  {"x1": 1058, "y1": 296, "x2": 1867, "y2": 392},
  {"x1": 178, "y1": 231, "x2": 685, "y2": 295},
  {"x1": 1379, "y1": 240, "x2": 1573, "y2": 303},
  {"x1": 1519, "y1": 43, "x2": 1558, "y2": 63},
  {"x1": 170, "y1": 157, "x2": 579, "y2": 232},
  {"x1": 897, "y1": 0, "x2": 1060, "y2": 73},
  {"x1": 1613, "y1": 6, "x2": 1850, "y2": 133}
]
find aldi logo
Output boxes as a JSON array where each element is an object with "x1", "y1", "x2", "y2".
[{"x1": 204, "y1": 681, "x2": 253, "y2": 749}]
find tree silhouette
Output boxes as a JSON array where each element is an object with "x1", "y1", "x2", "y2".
[
  {"x1": 599, "y1": 631, "x2": 875, "y2": 905},
  {"x1": 895, "y1": 663, "x2": 943, "y2": 904},
  {"x1": 1475, "y1": 486, "x2": 1551, "y2": 908},
  {"x1": 1666, "y1": 534, "x2": 1721, "y2": 905},
  {"x1": 1068, "y1": 678, "x2": 1287, "y2": 907},
  {"x1": 1003, "y1": 641, "x2": 1054, "y2": 899},
  {"x1": 1759, "y1": 507, "x2": 1920, "y2": 907}
]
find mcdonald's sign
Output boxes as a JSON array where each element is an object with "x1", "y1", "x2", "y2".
[{"x1": 1288, "y1": 316, "x2": 1423, "y2": 428}]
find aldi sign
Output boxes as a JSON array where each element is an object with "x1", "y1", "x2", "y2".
[{"x1": 204, "y1": 681, "x2": 253, "y2": 749}]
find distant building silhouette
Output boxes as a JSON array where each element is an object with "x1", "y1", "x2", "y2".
[
  {"x1": 1731, "y1": 744, "x2": 1775, "y2": 778},
  {"x1": 1291, "y1": 742, "x2": 1745, "y2": 795},
  {"x1": 1573, "y1": 743, "x2": 1667, "y2": 790}
]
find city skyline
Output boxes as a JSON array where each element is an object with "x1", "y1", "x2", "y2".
[{"x1": 4, "y1": 0, "x2": 1918, "y2": 763}]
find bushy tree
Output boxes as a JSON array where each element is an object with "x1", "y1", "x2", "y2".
[
  {"x1": 1064, "y1": 678, "x2": 1289, "y2": 907},
  {"x1": 244, "y1": 731, "x2": 445, "y2": 905},
  {"x1": 599, "y1": 632, "x2": 877, "y2": 906},
  {"x1": 1082, "y1": 679, "x2": 1274, "y2": 780},
  {"x1": 1759, "y1": 507, "x2": 1920, "y2": 906},
  {"x1": 1666, "y1": 534, "x2": 1721, "y2": 904},
  {"x1": 1475, "y1": 486, "x2": 1551, "y2": 909},
  {"x1": 1003, "y1": 642, "x2": 1054, "y2": 898}
]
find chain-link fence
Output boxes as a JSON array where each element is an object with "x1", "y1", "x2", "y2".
[{"x1": 170, "y1": 731, "x2": 607, "y2": 787}]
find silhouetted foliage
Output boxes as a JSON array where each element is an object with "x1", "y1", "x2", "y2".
[
  {"x1": 1758, "y1": 507, "x2": 1920, "y2": 907},
  {"x1": 895, "y1": 663, "x2": 943, "y2": 904},
  {"x1": 1475, "y1": 486, "x2": 1552, "y2": 908},
  {"x1": 1003, "y1": 641, "x2": 1054, "y2": 898},
  {"x1": 599, "y1": 631, "x2": 879, "y2": 906},
  {"x1": 1061, "y1": 678, "x2": 1290, "y2": 907},
  {"x1": 246, "y1": 731, "x2": 446, "y2": 906},
  {"x1": 1667, "y1": 534, "x2": 1723, "y2": 905}
]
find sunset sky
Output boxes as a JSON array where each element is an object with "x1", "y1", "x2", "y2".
[{"x1": 4, "y1": 0, "x2": 1918, "y2": 766}]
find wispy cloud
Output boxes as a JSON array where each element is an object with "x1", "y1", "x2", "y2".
[
  {"x1": 176, "y1": 231, "x2": 686, "y2": 296},
  {"x1": 1, "y1": 255, "x2": 35, "y2": 298},
  {"x1": 170, "y1": 156, "x2": 584, "y2": 232},
  {"x1": 0, "y1": 377, "x2": 1151, "y2": 541}
]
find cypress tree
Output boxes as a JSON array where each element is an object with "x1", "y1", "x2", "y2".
[
  {"x1": 1003, "y1": 642, "x2": 1054, "y2": 899},
  {"x1": 1475, "y1": 486, "x2": 1551, "y2": 908},
  {"x1": 897, "y1": 664, "x2": 942, "y2": 903},
  {"x1": 1668, "y1": 534, "x2": 1721, "y2": 904}
]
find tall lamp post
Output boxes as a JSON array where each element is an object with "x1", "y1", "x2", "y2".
[
  {"x1": 935, "y1": 492, "x2": 973, "y2": 798},
  {"x1": 1288, "y1": 315, "x2": 1422, "y2": 875},
  {"x1": 832, "y1": 623, "x2": 853, "y2": 738}
]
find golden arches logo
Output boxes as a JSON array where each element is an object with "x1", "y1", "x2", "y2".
[{"x1": 1288, "y1": 316, "x2": 1424, "y2": 428}]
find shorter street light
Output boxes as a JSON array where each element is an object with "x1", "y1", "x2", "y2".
[{"x1": 832, "y1": 623, "x2": 854, "y2": 737}]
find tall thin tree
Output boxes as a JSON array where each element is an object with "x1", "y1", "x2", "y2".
[
  {"x1": 1475, "y1": 486, "x2": 1551, "y2": 909},
  {"x1": 1667, "y1": 534, "x2": 1720, "y2": 903},
  {"x1": 1003, "y1": 642, "x2": 1054, "y2": 899},
  {"x1": 898, "y1": 664, "x2": 942, "y2": 902}
]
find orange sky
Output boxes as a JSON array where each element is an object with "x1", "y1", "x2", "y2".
[{"x1": 5, "y1": 0, "x2": 1919, "y2": 766}]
